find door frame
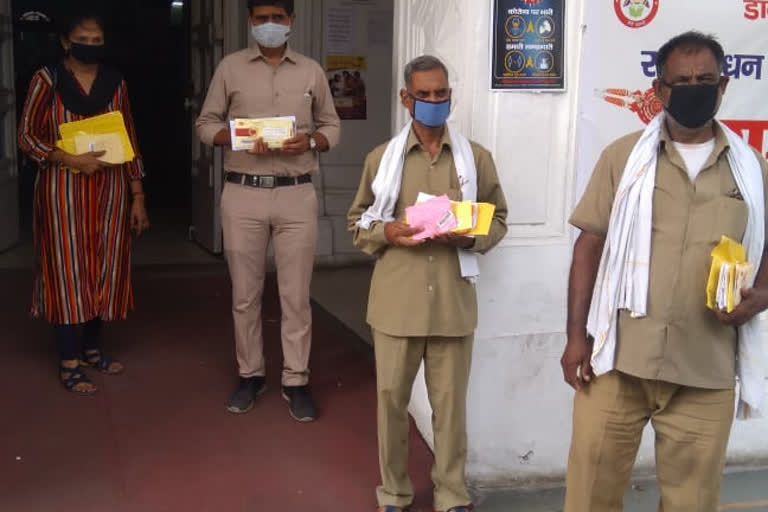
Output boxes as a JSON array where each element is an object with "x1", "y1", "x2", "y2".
[
  {"x1": 0, "y1": 0, "x2": 19, "y2": 252},
  {"x1": 188, "y1": 0, "x2": 247, "y2": 254}
]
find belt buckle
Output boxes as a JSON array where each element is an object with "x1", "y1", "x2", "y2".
[{"x1": 259, "y1": 176, "x2": 276, "y2": 188}]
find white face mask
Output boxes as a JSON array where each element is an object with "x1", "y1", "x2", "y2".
[{"x1": 251, "y1": 22, "x2": 290, "y2": 48}]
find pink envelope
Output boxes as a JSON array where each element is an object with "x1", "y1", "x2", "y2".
[{"x1": 405, "y1": 195, "x2": 457, "y2": 240}]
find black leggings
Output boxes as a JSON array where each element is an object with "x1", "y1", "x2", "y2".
[{"x1": 54, "y1": 318, "x2": 103, "y2": 361}]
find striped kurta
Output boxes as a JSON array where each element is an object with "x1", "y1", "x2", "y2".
[{"x1": 18, "y1": 67, "x2": 145, "y2": 325}]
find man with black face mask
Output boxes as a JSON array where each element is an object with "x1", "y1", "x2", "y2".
[
  {"x1": 561, "y1": 32, "x2": 768, "y2": 511},
  {"x1": 347, "y1": 55, "x2": 508, "y2": 512}
]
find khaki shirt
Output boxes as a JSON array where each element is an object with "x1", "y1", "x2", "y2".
[
  {"x1": 571, "y1": 122, "x2": 768, "y2": 389},
  {"x1": 195, "y1": 46, "x2": 341, "y2": 176},
  {"x1": 347, "y1": 128, "x2": 508, "y2": 337}
]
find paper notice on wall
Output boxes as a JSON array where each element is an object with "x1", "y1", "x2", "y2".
[
  {"x1": 326, "y1": 55, "x2": 367, "y2": 120},
  {"x1": 326, "y1": 8, "x2": 356, "y2": 55},
  {"x1": 575, "y1": 2, "x2": 768, "y2": 205}
]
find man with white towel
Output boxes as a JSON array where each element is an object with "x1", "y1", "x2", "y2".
[
  {"x1": 562, "y1": 31, "x2": 768, "y2": 512},
  {"x1": 347, "y1": 55, "x2": 508, "y2": 512}
]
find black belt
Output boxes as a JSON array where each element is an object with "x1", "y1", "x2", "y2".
[{"x1": 225, "y1": 172, "x2": 312, "y2": 188}]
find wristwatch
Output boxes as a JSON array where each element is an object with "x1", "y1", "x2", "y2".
[{"x1": 308, "y1": 133, "x2": 317, "y2": 151}]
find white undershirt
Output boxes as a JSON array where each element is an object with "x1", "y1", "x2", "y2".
[{"x1": 672, "y1": 138, "x2": 716, "y2": 182}]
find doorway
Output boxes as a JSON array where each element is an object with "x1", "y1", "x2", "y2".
[
  {"x1": 5, "y1": 0, "x2": 394, "y2": 272},
  {"x1": 9, "y1": 0, "x2": 213, "y2": 265}
]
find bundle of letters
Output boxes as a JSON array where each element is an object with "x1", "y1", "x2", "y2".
[
  {"x1": 405, "y1": 193, "x2": 496, "y2": 240},
  {"x1": 706, "y1": 235, "x2": 754, "y2": 313}
]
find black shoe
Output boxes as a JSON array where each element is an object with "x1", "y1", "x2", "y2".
[
  {"x1": 281, "y1": 385, "x2": 317, "y2": 422},
  {"x1": 226, "y1": 376, "x2": 266, "y2": 414}
]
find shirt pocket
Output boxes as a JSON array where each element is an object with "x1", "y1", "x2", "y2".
[
  {"x1": 711, "y1": 196, "x2": 748, "y2": 243},
  {"x1": 279, "y1": 80, "x2": 314, "y2": 133}
]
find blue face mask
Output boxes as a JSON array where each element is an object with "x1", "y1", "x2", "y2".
[{"x1": 411, "y1": 95, "x2": 451, "y2": 128}]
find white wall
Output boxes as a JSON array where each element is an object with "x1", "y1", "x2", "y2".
[{"x1": 393, "y1": 0, "x2": 768, "y2": 488}]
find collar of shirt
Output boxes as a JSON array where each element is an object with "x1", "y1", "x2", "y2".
[
  {"x1": 659, "y1": 119, "x2": 730, "y2": 173},
  {"x1": 406, "y1": 125, "x2": 452, "y2": 155},
  {"x1": 248, "y1": 44, "x2": 299, "y2": 65}
]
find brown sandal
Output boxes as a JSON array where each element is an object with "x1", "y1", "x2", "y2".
[
  {"x1": 80, "y1": 349, "x2": 124, "y2": 375},
  {"x1": 60, "y1": 362, "x2": 97, "y2": 395}
]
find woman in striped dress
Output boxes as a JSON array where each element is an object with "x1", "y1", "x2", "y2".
[{"x1": 17, "y1": 11, "x2": 149, "y2": 394}]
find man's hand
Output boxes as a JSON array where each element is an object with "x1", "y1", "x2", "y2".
[
  {"x1": 247, "y1": 137, "x2": 271, "y2": 155},
  {"x1": 716, "y1": 287, "x2": 768, "y2": 326},
  {"x1": 130, "y1": 197, "x2": 150, "y2": 236},
  {"x1": 564, "y1": 231, "x2": 604, "y2": 391},
  {"x1": 432, "y1": 232, "x2": 474, "y2": 249},
  {"x1": 384, "y1": 222, "x2": 424, "y2": 248},
  {"x1": 560, "y1": 335, "x2": 594, "y2": 391},
  {"x1": 67, "y1": 151, "x2": 107, "y2": 176},
  {"x1": 213, "y1": 128, "x2": 231, "y2": 147},
  {"x1": 280, "y1": 134, "x2": 310, "y2": 155}
]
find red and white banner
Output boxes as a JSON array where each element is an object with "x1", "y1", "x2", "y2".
[{"x1": 575, "y1": 1, "x2": 768, "y2": 198}]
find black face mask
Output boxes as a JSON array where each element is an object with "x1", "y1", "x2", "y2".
[
  {"x1": 663, "y1": 82, "x2": 720, "y2": 129},
  {"x1": 69, "y1": 42, "x2": 106, "y2": 65}
]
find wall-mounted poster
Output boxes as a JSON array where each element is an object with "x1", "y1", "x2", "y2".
[
  {"x1": 326, "y1": 55, "x2": 367, "y2": 120},
  {"x1": 490, "y1": 0, "x2": 565, "y2": 91},
  {"x1": 575, "y1": 1, "x2": 768, "y2": 203}
]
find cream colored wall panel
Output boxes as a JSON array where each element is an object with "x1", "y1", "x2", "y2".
[
  {"x1": 325, "y1": 190, "x2": 356, "y2": 217},
  {"x1": 323, "y1": 164, "x2": 366, "y2": 191},
  {"x1": 331, "y1": 216, "x2": 358, "y2": 254}
]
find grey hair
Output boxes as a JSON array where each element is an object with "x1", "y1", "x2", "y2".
[{"x1": 403, "y1": 55, "x2": 449, "y2": 90}]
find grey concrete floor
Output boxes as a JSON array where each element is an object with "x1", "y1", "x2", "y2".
[{"x1": 472, "y1": 468, "x2": 768, "y2": 511}]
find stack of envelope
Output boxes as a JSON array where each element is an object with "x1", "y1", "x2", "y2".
[
  {"x1": 229, "y1": 116, "x2": 296, "y2": 150},
  {"x1": 405, "y1": 192, "x2": 496, "y2": 240},
  {"x1": 706, "y1": 235, "x2": 754, "y2": 313},
  {"x1": 56, "y1": 111, "x2": 136, "y2": 169}
]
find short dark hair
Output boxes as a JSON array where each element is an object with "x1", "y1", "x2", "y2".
[
  {"x1": 60, "y1": 7, "x2": 106, "y2": 38},
  {"x1": 247, "y1": 0, "x2": 294, "y2": 15},
  {"x1": 404, "y1": 55, "x2": 449, "y2": 89},
  {"x1": 656, "y1": 31, "x2": 725, "y2": 80}
]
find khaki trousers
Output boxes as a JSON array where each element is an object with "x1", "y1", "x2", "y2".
[
  {"x1": 221, "y1": 180, "x2": 318, "y2": 386},
  {"x1": 564, "y1": 371, "x2": 735, "y2": 512},
  {"x1": 373, "y1": 329, "x2": 474, "y2": 511}
]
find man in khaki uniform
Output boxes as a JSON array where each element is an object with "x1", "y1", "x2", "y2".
[
  {"x1": 195, "y1": 0, "x2": 340, "y2": 421},
  {"x1": 562, "y1": 32, "x2": 768, "y2": 511},
  {"x1": 348, "y1": 56, "x2": 508, "y2": 512}
]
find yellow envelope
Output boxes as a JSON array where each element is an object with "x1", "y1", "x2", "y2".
[
  {"x1": 706, "y1": 235, "x2": 751, "y2": 313},
  {"x1": 414, "y1": 194, "x2": 496, "y2": 236},
  {"x1": 56, "y1": 111, "x2": 135, "y2": 168},
  {"x1": 451, "y1": 201, "x2": 474, "y2": 234},
  {"x1": 467, "y1": 202, "x2": 495, "y2": 236},
  {"x1": 73, "y1": 133, "x2": 125, "y2": 165}
]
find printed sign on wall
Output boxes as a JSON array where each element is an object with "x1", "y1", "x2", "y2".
[
  {"x1": 575, "y1": 1, "x2": 768, "y2": 199},
  {"x1": 490, "y1": 0, "x2": 566, "y2": 91}
]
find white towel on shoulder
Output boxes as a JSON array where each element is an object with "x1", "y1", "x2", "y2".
[{"x1": 358, "y1": 121, "x2": 480, "y2": 281}]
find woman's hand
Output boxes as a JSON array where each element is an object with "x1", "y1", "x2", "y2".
[
  {"x1": 66, "y1": 151, "x2": 108, "y2": 175},
  {"x1": 130, "y1": 197, "x2": 150, "y2": 236}
]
